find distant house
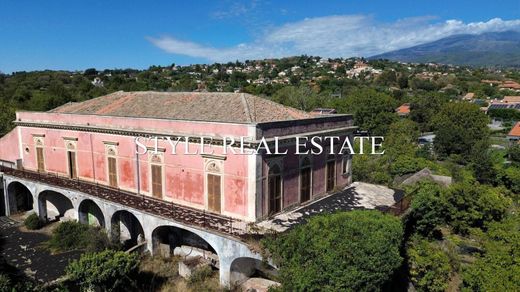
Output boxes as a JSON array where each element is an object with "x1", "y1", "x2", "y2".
[
  {"x1": 502, "y1": 96, "x2": 520, "y2": 103},
  {"x1": 499, "y1": 80, "x2": 520, "y2": 91},
  {"x1": 480, "y1": 79, "x2": 502, "y2": 86},
  {"x1": 311, "y1": 108, "x2": 337, "y2": 115},
  {"x1": 463, "y1": 92, "x2": 475, "y2": 101},
  {"x1": 91, "y1": 77, "x2": 104, "y2": 87},
  {"x1": 507, "y1": 122, "x2": 520, "y2": 143},
  {"x1": 395, "y1": 103, "x2": 410, "y2": 116},
  {"x1": 487, "y1": 96, "x2": 520, "y2": 111}
]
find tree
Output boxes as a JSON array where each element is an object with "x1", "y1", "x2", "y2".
[
  {"x1": 66, "y1": 250, "x2": 139, "y2": 291},
  {"x1": 409, "y1": 93, "x2": 447, "y2": 132},
  {"x1": 271, "y1": 85, "x2": 320, "y2": 111},
  {"x1": 385, "y1": 119, "x2": 420, "y2": 159},
  {"x1": 433, "y1": 102, "x2": 489, "y2": 160},
  {"x1": 462, "y1": 215, "x2": 520, "y2": 291},
  {"x1": 262, "y1": 210, "x2": 403, "y2": 291},
  {"x1": 507, "y1": 144, "x2": 520, "y2": 164},
  {"x1": 405, "y1": 181, "x2": 446, "y2": 237},
  {"x1": 0, "y1": 101, "x2": 15, "y2": 136},
  {"x1": 407, "y1": 236, "x2": 452, "y2": 292},
  {"x1": 444, "y1": 183, "x2": 511, "y2": 234},
  {"x1": 345, "y1": 88, "x2": 398, "y2": 135}
]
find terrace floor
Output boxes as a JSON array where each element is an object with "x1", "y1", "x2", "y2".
[{"x1": 256, "y1": 182, "x2": 405, "y2": 233}]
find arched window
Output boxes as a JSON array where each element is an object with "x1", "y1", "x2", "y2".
[
  {"x1": 300, "y1": 157, "x2": 312, "y2": 203},
  {"x1": 268, "y1": 164, "x2": 282, "y2": 215},
  {"x1": 326, "y1": 154, "x2": 336, "y2": 192}
]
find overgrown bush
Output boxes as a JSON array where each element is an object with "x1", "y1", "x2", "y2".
[
  {"x1": 462, "y1": 215, "x2": 520, "y2": 291},
  {"x1": 262, "y1": 210, "x2": 403, "y2": 291},
  {"x1": 0, "y1": 274, "x2": 11, "y2": 292},
  {"x1": 66, "y1": 250, "x2": 139, "y2": 291},
  {"x1": 405, "y1": 181, "x2": 446, "y2": 237},
  {"x1": 24, "y1": 213, "x2": 43, "y2": 230},
  {"x1": 407, "y1": 236, "x2": 452, "y2": 292},
  {"x1": 444, "y1": 183, "x2": 511, "y2": 234},
  {"x1": 188, "y1": 265, "x2": 214, "y2": 286},
  {"x1": 47, "y1": 221, "x2": 114, "y2": 252}
]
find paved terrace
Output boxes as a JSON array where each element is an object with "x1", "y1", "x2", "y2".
[{"x1": 257, "y1": 182, "x2": 406, "y2": 233}]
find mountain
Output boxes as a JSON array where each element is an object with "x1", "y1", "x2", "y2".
[{"x1": 371, "y1": 31, "x2": 520, "y2": 67}]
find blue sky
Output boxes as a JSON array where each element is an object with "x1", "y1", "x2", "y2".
[{"x1": 1, "y1": 0, "x2": 519, "y2": 73}]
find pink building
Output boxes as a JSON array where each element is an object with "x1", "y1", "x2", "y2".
[{"x1": 0, "y1": 91, "x2": 354, "y2": 222}]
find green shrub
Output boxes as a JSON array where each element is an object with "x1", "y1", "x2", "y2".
[
  {"x1": 407, "y1": 236, "x2": 452, "y2": 292},
  {"x1": 444, "y1": 183, "x2": 511, "y2": 234},
  {"x1": 462, "y1": 215, "x2": 520, "y2": 291},
  {"x1": 66, "y1": 250, "x2": 139, "y2": 291},
  {"x1": 262, "y1": 210, "x2": 403, "y2": 291},
  {"x1": 406, "y1": 181, "x2": 446, "y2": 237},
  {"x1": 47, "y1": 221, "x2": 114, "y2": 252},
  {"x1": 188, "y1": 265, "x2": 214, "y2": 286},
  {"x1": 0, "y1": 274, "x2": 11, "y2": 292},
  {"x1": 24, "y1": 213, "x2": 43, "y2": 230}
]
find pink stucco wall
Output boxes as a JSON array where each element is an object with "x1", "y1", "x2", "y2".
[
  {"x1": 0, "y1": 129, "x2": 20, "y2": 164},
  {"x1": 5, "y1": 111, "x2": 354, "y2": 221}
]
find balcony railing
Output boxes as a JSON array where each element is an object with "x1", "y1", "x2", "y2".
[{"x1": 0, "y1": 166, "x2": 247, "y2": 238}]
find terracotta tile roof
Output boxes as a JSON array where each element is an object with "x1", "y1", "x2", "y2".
[
  {"x1": 49, "y1": 91, "x2": 315, "y2": 123},
  {"x1": 396, "y1": 103, "x2": 410, "y2": 115},
  {"x1": 503, "y1": 96, "x2": 520, "y2": 103},
  {"x1": 500, "y1": 81, "x2": 520, "y2": 90},
  {"x1": 509, "y1": 122, "x2": 520, "y2": 137}
]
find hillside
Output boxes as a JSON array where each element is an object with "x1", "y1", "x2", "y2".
[{"x1": 371, "y1": 30, "x2": 520, "y2": 67}]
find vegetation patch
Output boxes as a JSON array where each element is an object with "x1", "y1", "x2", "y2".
[
  {"x1": 23, "y1": 213, "x2": 44, "y2": 230},
  {"x1": 262, "y1": 210, "x2": 403, "y2": 291},
  {"x1": 46, "y1": 221, "x2": 117, "y2": 253}
]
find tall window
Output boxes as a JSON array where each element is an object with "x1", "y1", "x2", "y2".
[
  {"x1": 65, "y1": 140, "x2": 78, "y2": 179},
  {"x1": 268, "y1": 164, "x2": 282, "y2": 215},
  {"x1": 206, "y1": 161, "x2": 223, "y2": 213},
  {"x1": 67, "y1": 151, "x2": 77, "y2": 179},
  {"x1": 342, "y1": 155, "x2": 351, "y2": 175},
  {"x1": 150, "y1": 154, "x2": 163, "y2": 199},
  {"x1": 108, "y1": 157, "x2": 117, "y2": 187},
  {"x1": 326, "y1": 154, "x2": 335, "y2": 192},
  {"x1": 36, "y1": 147, "x2": 45, "y2": 172},
  {"x1": 300, "y1": 157, "x2": 312, "y2": 203}
]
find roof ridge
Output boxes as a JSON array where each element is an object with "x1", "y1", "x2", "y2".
[{"x1": 240, "y1": 93, "x2": 253, "y2": 123}]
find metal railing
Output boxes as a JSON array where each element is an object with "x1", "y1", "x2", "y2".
[{"x1": 0, "y1": 166, "x2": 243, "y2": 238}]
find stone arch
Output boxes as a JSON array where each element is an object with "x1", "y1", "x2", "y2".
[
  {"x1": 151, "y1": 225, "x2": 218, "y2": 264},
  {"x1": 7, "y1": 181, "x2": 34, "y2": 214},
  {"x1": 78, "y1": 199, "x2": 105, "y2": 228},
  {"x1": 111, "y1": 210, "x2": 145, "y2": 249},
  {"x1": 38, "y1": 190, "x2": 75, "y2": 222},
  {"x1": 230, "y1": 257, "x2": 278, "y2": 287}
]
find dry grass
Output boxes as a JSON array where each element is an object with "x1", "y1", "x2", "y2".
[{"x1": 138, "y1": 255, "x2": 226, "y2": 292}]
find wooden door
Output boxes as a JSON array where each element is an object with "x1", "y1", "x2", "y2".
[
  {"x1": 300, "y1": 167, "x2": 311, "y2": 202},
  {"x1": 151, "y1": 164, "x2": 162, "y2": 198},
  {"x1": 326, "y1": 160, "x2": 335, "y2": 192},
  {"x1": 68, "y1": 151, "x2": 77, "y2": 179},
  {"x1": 36, "y1": 147, "x2": 45, "y2": 172},
  {"x1": 108, "y1": 157, "x2": 118, "y2": 187},
  {"x1": 268, "y1": 175, "x2": 282, "y2": 215},
  {"x1": 207, "y1": 174, "x2": 221, "y2": 213}
]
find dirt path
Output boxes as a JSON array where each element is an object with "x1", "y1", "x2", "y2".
[{"x1": 0, "y1": 216, "x2": 82, "y2": 284}]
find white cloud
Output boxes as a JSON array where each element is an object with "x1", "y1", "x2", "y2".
[{"x1": 147, "y1": 15, "x2": 520, "y2": 62}]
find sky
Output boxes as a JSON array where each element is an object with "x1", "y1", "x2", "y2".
[{"x1": 0, "y1": 0, "x2": 519, "y2": 73}]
